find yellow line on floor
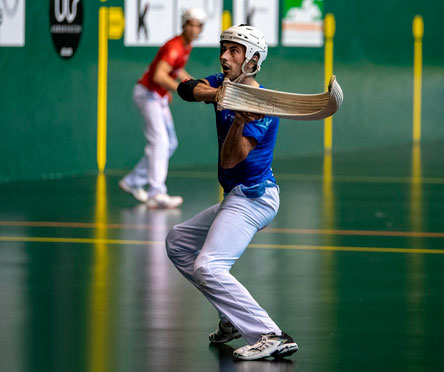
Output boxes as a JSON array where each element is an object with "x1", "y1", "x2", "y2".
[
  {"x1": 248, "y1": 243, "x2": 444, "y2": 255},
  {"x1": 0, "y1": 221, "x2": 164, "y2": 230},
  {"x1": 167, "y1": 171, "x2": 444, "y2": 185},
  {"x1": 0, "y1": 236, "x2": 160, "y2": 245},
  {"x1": 276, "y1": 174, "x2": 444, "y2": 184},
  {"x1": 1, "y1": 221, "x2": 444, "y2": 239},
  {"x1": 265, "y1": 227, "x2": 444, "y2": 238},
  {"x1": 1, "y1": 236, "x2": 444, "y2": 254}
]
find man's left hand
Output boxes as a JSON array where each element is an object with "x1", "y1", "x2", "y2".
[{"x1": 234, "y1": 111, "x2": 264, "y2": 125}]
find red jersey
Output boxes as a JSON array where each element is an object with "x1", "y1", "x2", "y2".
[{"x1": 138, "y1": 35, "x2": 192, "y2": 97}]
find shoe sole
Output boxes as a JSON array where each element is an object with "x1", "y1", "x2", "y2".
[
  {"x1": 209, "y1": 332, "x2": 241, "y2": 344},
  {"x1": 233, "y1": 342, "x2": 298, "y2": 361},
  {"x1": 272, "y1": 343, "x2": 298, "y2": 358}
]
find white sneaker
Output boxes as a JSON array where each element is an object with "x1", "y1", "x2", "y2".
[
  {"x1": 233, "y1": 332, "x2": 298, "y2": 361},
  {"x1": 146, "y1": 193, "x2": 183, "y2": 209},
  {"x1": 119, "y1": 180, "x2": 148, "y2": 203}
]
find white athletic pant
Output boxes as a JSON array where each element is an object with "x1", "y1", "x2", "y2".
[
  {"x1": 122, "y1": 84, "x2": 178, "y2": 196},
  {"x1": 166, "y1": 184, "x2": 282, "y2": 344}
]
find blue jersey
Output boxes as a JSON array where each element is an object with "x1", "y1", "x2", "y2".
[{"x1": 205, "y1": 73, "x2": 280, "y2": 193}]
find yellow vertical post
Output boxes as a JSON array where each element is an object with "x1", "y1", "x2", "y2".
[
  {"x1": 321, "y1": 10, "x2": 336, "y2": 320},
  {"x1": 97, "y1": 7, "x2": 108, "y2": 172},
  {"x1": 321, "y1": 14, "x2": 336, "y2": 324},
  {"x1": 412, "y1": 15, "x2": 423, "y2": 144},
  {"x1": 409, "y1": 15, "x2": 426, "y2": 342},
  {"x1": 222, "y1": 10, "x2": 232, "y2": 31},
  {"x1": 219, "y1": 11, "x2": 232, "y2": 202},
  {"x1": 409, "y1": 10, "x2": 424, "y2": 329},
  {"x1": 323, "y1": 14, "x2": 335, "y2": 153}
]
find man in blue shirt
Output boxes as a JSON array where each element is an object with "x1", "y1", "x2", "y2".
[{"x1": 167, "y1": 24, "x2": 298, "y2": 361}]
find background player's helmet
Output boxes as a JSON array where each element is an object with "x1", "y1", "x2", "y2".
[
  {"x1": 182, "y1": 8, "x2": 206, "y2": 26},
  {"x1": 220, "y1": 24, "x2": 268, "y2": 75}
]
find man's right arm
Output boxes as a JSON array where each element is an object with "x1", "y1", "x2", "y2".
[
  {"x1": 177, "y1": 79, "x2": 218, "y2": 102},
  {"x1": 153, "y1": 60, "x2": 180, "y2": 92}
]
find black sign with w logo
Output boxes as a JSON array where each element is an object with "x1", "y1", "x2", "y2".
[{"x1": 49, "y1": 0, "x2": 83, "y2": 59}]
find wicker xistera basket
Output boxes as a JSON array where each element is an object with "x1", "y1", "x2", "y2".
[{"x1": 216, "y1": 75, "x2": 343, "y2": 120}]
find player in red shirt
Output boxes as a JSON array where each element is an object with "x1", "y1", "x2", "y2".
[{"x1": 119, "y1": 8, "x2": 206, "y2": 208}]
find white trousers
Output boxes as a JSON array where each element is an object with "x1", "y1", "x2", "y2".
[
  {"x1": 166, "y1": 184, "x2": 282, "y2": 344},
  {"x1": 123, "y1": 84, "x2": 178, "y2": 196}
]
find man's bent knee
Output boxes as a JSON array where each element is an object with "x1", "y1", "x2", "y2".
[
  {"x1": 193, "y1": 264, "x2": 211, "y2": 288},
  {"x1": 193, "y1": 262, "x2": 227, "y2": 289},
  {"x1": 165, "y1": 226, "x2": 180, "y2": 261}
]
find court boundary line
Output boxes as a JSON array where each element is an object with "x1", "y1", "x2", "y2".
[
  {"x1": 1, "y1": 221, "x2": 444, "y2": 238},
  {"x1": 1, "y1": 236, "x2": 443, "y2": 255},
  {"x1": 166, "y1": 171, "x2": 444, "y2": 185}
]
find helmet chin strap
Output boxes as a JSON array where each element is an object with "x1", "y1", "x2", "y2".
[{"x1": 232, "y1": 58, "x2": 259, "y2": 83}]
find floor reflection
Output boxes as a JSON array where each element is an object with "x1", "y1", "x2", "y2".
[{"x1": 89, "y1": 173, "x2": 110, "y2": 372}]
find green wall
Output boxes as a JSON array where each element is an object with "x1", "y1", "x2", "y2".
[
  {"x1": 1, "y1": 0, "x2": 443, "y2": 183},
  {"x1": 1, "y1": 1, "x2": 99, "y2": 182}
]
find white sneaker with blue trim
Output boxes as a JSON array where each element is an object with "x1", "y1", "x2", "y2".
[{"x1": 233, "y1": 332, "x2": 298, "y2": 361}]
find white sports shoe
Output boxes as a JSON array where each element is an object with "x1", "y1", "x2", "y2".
[
  {"x1": 233, "y1": 332, "x2": 298, "y2": 361},
  {"x1": 146, "y1": 193, "x2": 183, "y2": 209},
  {"x1": 119, "y1": 180, "x2": 148, "y2": 203}
]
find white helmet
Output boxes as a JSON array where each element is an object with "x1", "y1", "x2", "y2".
[
  {"x1": 220, "y1": 24, "x2": 268, "y2": 75},
  {"x1": 182, "y1": 8, "x2": 206, "y2": 26}
]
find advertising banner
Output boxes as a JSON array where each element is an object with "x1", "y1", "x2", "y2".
[
  {"x1": 125, "y1": 0, "x2": 222, "y2": 47},
  {"x1": 0, "y1": 0, "x2": 25, "y2": 46},
  {"x1": 282, "y1": 0, "x2": 324, "y2": 47},
  {"x1": 232, "y1": 0, "x2": 279, "y2": 47},
  {"x1": 49, "y1": 0, "x2": 83, "y2": 59}
]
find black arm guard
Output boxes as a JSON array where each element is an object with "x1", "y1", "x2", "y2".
[{"x1": 177, "y1": 79, "x2": 205, "y2": 102}]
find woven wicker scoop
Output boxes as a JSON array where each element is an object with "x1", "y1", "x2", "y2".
[{"x1": 216, "y1": 75, "x2": 343, "y2": 120}]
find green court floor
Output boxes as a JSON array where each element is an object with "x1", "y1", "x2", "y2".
[{"x1": 1, "y1": 143, "x2": 444, "y2": 372}]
